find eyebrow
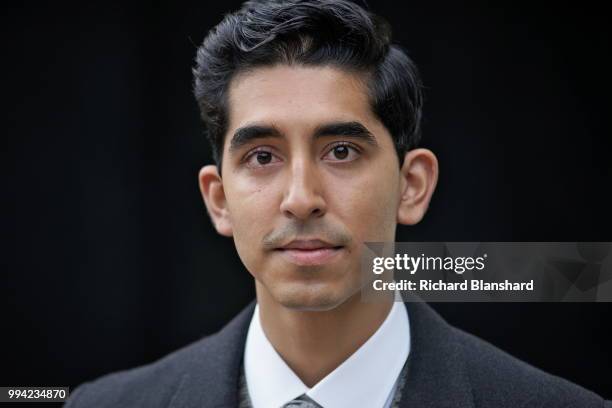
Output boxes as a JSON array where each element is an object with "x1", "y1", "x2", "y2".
[{"x1": 228, "y1": 121, "x2": 379, "y2": 152}]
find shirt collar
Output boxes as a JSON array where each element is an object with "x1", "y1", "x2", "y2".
[{"x1": 244, "y1": 296, "x2": 410, "y2": 408}]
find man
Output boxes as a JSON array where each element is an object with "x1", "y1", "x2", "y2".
[{"x1": 65, "y1": 0, "x2": 610, "y2": 407}]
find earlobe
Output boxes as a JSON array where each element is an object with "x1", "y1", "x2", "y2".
[
  {"x1": 198, "y1": 165, "x2": 233, "y2": 237},
  {"x1": 397, "y1": 148, "x2": 439, "y2": 225}
]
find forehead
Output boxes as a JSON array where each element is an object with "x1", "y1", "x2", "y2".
[{"x1": 226, "y1": 65, "x2": 377, "y2": 134}]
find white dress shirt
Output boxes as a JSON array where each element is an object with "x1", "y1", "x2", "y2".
[{"x1": 243, "y1": 296, "x2": 410, "y2": 408}]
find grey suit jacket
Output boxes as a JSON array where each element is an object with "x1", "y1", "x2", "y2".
[{"x1": 64, "y1": 300, "x2": 610, "y2": 407}]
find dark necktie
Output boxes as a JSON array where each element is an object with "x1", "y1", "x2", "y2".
[{"x1": 281, "y1": 394, "x2": 324, "y2": 408}]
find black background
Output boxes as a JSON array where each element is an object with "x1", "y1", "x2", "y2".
[{"x1": 2, "y1": 0, "x2": 611, "y2": 404}]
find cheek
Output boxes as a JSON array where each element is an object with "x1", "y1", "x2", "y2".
[
  {"x1": 224, "y1": 176, "x2": 280, "y2": 259},
  {"x1": 328, "y1": 166, "x2": 400, "y2": 242},
  {"x1": 226, "y1": 175, "x2": 276, "y2": 221}
]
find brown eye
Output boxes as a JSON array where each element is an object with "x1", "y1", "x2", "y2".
[
  {"x1": 244, "y1": 147, "x2": 281, "y2": 169},
  {"x1": 256, "y1": 151, "x2": 272, "y2": 165},
  {"x1": 333, "y1": 145, "x2": 349, "y2": 160},
  {"x1": 322, "y1": 143, "x2": 360, "y2": 162}
]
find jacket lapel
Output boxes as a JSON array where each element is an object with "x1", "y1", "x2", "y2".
[
  {"x1": 399, "y1": 300, "x2": 475, "y2": 408},
  {"x1": 168, "y1": 301, "x2": 256, "y2": 408},
  {"x1": 167, "y1": 298, "x2": 475, "y2": 408}
]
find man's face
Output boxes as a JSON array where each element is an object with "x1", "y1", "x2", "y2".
[{"x1": 219, "y1": 65, "x2": 403, "y2": 311}]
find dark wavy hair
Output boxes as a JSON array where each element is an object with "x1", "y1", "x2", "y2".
[{"x1": 193, "y1": 0, "x2": 423, "y2": 167}]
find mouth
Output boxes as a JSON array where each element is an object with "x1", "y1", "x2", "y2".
[{"x1": 274, "y1": 239, "x2": 345, "y2": 266}]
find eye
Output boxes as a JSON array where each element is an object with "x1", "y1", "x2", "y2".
[
  {"x1": 243, "y1": 148, "x2": 281, "y2": 168},
  {"x1": 322, "y1": 142, "x2": 361, "y2": 162}
]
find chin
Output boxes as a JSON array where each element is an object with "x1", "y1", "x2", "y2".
[{"x1": 271, "y1": 281, "x2": 357, "y2": 312}]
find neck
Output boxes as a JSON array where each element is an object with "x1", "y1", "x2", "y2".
[{"x1": 255, "y1": 282, "x2": 394, "y2": 387}]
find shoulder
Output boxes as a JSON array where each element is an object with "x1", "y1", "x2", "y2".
[
  {"x1": 450, "y1": 325, "x2": 607, "y2": 407},
  {"x1": 64, "y1": 333, "x2": 218, "y2": 408},
  {"x1": 65, "y1": 300, "x2": 256, "y2": 408}
]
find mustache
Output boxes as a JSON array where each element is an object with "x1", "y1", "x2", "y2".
[{"x1": 262, "y1": 221, "x2": 352, "y2": 250}]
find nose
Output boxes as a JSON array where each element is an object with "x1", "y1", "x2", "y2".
[{"x1": 280, "y1": 159, "x2": 327, "y2": 221}]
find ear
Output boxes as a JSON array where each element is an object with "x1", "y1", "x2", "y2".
[
  {"x1": 198, "y1": 165, "x2": 233, "y2": 237},
  {"x1": 397, "y1": 148, "x2": 439, "y2": 225}
]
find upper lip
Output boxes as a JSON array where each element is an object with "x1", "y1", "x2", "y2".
[{"x1": 278, "y1": 239, "x2": 340, "y2": 250}]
